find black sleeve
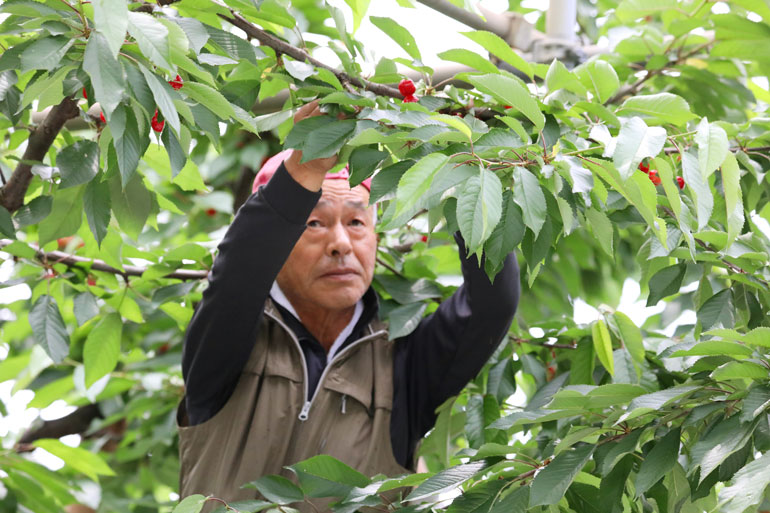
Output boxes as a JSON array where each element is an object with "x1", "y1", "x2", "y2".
[
  {"x1": 399, "y1": 236, "x2": 520, "y2": 447},
  {"x1": 181, "y1": 163, "x2": 321, "y2": 425}
]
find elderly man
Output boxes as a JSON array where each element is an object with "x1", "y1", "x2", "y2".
[{"x1": 177, "y1": 102, "x2": 520, "y2": 506}]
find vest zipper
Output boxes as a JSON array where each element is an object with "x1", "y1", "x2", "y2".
[
  {"x1": 341, "y1": 394, "x2": 347, "y2": 414},
  {"x1": 264, "y1": 310, "x2": 386, "y2": 422}
]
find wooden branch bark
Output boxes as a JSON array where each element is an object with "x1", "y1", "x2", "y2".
[
  {"x1": 0, "y1": 239, "x2": 209, "y2": 281},
  {"x1": 16, "y1": 404, "x2": 101, "y2": 447},
  {"x1": 0, "y1": 96, "x2": 80, "y2": 212},
  {"x1": 219, "y1": 11, "x2": 403, "y2": 99}
]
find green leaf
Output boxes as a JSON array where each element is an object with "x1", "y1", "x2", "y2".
[
  {"x1": 34, "y1": 439, "x2": 114, "y2": 480},
  {"x1": 37, "y1": 185, "x2": 84, "y2": 246},
  {"x1": 646, "y1": 263, "x2": 686, "y2": 306},
  {"x1": 109, "y1": 105, "x2": 143, "y2": 186},
  {"x1": 722, "y1": 152, "x2": 744, "y2": 248},
  {"x1": 618, "y1": 93, "x2": 695, "y2": 126},
  {"x1": 546, "y1": 58, "x2": 588, "y2": 95},
  {"x1": 431, "y1": 113, "x2": 472, "y2": 140},
  {"x1": 183, "y1": 81, "x2": 235, "y2": 119},
  {"x1": 57, "y1": 141, "x2": 99, "y2": 189},
  {"x1": 698, "y1": 289, "x2": 734, "y2": 332},
  {"x1": 712, "y1": 361, "x2": 768, "y2": 380},
  {"x1": 691, "y1": 414, "x2": 756, "y2": 481},
  {"x1": 73, "y1": 292, "x2": 99, "y2": 326},
  {"x1": 83, "y1": 178, "x2": 111, "y2": 246},
  {"x1": 612, "y1": 312, "x2": 645, "y2": 363},
  {"x1": 447, "y1": 480, "x2": 506, "y2": 513},
  {"x1": 109, "y1": 173, "x2": 153, "y2": 240},
  {"x1": 29, "y1": 295, "x2": 69, "y2": 363},
  {"x1": 635, "y1": 428, "x2": 680, "y2": 496},
  {"x1": 512, "y1": 167, "x2": 546, "y2": 237},
  {"x1": 529, "y1": 444, "x2": 594, "y2": 506},
  {"x1": 484, "y1": 190, "x2": 524, "y2": 272},
  {"x1": 343, "y1": 0, "x2": 370, "y2": 32},
  {"x1": 283, "y1": 58, "x2": 315, "y2": 81},
  {"x1": 20, "y1": 36, "x2": 72, "y2": 72},
  {"x1": 301, "y1": 119, "x2": 356, "y2": 162},
  {"x1": 393, "y1": 153, "x2": 449, "y2": 219},
  {"x1": 83, "y1": 32, "x2": 126, "y2": 116},
  {"x1": 616, "y1": 0, "x2": 679, "y2": 21},
  {"x1": 92, "y1": 0, "x2": 128, "y2": 58},
  {"x1": 370, "y1": 16, "x2": 421, "y2": 61},
  {"x1": 456, "y1": 167, "x2": 503, "y2": 254},
  {"x1": 245, "y1": 475, "x2": 304, "y2": 505},
  {"x1": 127, "y1": 12, "x2": 172, "y2": 70},
  {"x1": 585, "y1": 207, "x2": 613, "y2": 256},
  {"x1": 388, "y1": 301, "x2": 427, "y2": 339},
  {"x1": 83, "y1": 313, "x2": 122, "y2": 388},
  {"x1": 575, "y1": 59, "x2": 619, "y2": 103},
  {"x1": 0, "y1": 206, "x2": 15, "y2": 239},
  {"x1": 613, "y1": 117, "x2": 667, "y2": 181},
  {"x1": 438, "y1": 48, "x2": 499, "y2": 74},
  {"x1": 348, "y1": 146, "x2": 388, "y2": 187},
  {"x1": 171, "y1": 494, "x2": 206, "y2": 513},
  {"x1": 696, "y1": 117, "x2": 729, "y2": 177},
  {"x1": 289, "y1": 455, "x2": 370, "y2": 497},
  {"x1": 461, "y1": 30, "x2": 533, "y2": 77},
  {"x1": 139, "y1": 64, "x2": 181, "y2": 135},
  {"x1": 592, "y1": 319, "x2": 614, "y2": 376},
  {"x1": 490, "y1": 486, "x2": 529, "y2": 513},
  {"x1": 682, "y1": 151, "x2": 713, "y2": 230},
  {"x1": 406, "y1": 461, "x2": 486, "y2": 501},
  {"x1": 718, "y1": 451, "x2": 770, "y2": 513},
  {"x1": 468, "y1": 74, "x2": 544, "y2": 129}
]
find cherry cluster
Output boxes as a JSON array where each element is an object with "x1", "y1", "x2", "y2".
[
  {"x1": 84, "y1": 75, "x2": 185, "y2": 133},
  {"x1": 638, "y1": 161, "x2": 685, "y2": 190},
  {"x1": 398, "y1": 78, "x2": 418, "y2": 103}
]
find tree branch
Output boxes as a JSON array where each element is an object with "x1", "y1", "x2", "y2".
[
  {"x1": 0, "y1": 96, "x2": 80, "y2": 212},
  {"x1": 218, "y1": 11, "x2": 403, "y2": 99},
  {"x1": 0, "y1": 239, "x2": 209, "y2": 280},
  {"x1": 16, "y1": 404, "x2": 101, "y2": 448}
]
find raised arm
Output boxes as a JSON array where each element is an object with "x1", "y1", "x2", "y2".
[
  {"x1": 182, "y1": 102, "x2": 336, "y2": 426},
  {"x1": 400, "y1": 237, "x2": 520, "y2": 439}
]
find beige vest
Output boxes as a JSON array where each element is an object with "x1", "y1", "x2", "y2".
[{"x1": 177, "y1": 301, "x2": 410, "y2": 511}]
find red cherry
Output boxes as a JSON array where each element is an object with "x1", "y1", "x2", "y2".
[
  {"x1": 157, "y1": 343, "x2": 170, "y2": 355},
  {"x1": 421, "y1": 235, "x2": 428, "y2": 243},
  {"x1": 87, "y1": 277, "x2": 97, "y2": 286},
  {"x1": 169, "y1": 75, "x2": 183, "y2": 90},
  {"x1": 151, "y1": 110, "x2": 165, "y2": 133},
  {"x1": 205, "y1": 208, "x2": 217, "y2": 217},
  {"x1": 503, "y1": 105, "x2": 512, "y2": 109},
  {"x1": 638, "y1": 162, "x2": 650, "y2": 173},
  {"x1": 99, "y1": 111, "x2": 105, "y2": 123},
  {"x1": 648, "y1": 169, "x2": 661, "y2": 185},
  {"x1": 677, "y1": 176, "x2": 685, "y2": 190},
  {"x1": 403, "y1": 94, "x2": 418, "y2": 103},
  {"x1": 398, "y1": 78, "x2": 416, "y2": 97},
  {"x1": 82, "y1": 87, "x2": 88, "y2": 99}
]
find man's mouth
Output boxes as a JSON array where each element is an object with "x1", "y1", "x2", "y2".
[{"x1": 321, "y1": 268, "x2": 359, "y2": 279}]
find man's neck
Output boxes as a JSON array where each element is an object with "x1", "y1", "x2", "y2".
[{"x1": 294, "y1": 303, "x2": 356, "y2": 352}]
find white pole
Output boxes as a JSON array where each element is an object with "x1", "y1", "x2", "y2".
[{"x1": 546, "y1": 0, "x2": 577, "y2": 42}]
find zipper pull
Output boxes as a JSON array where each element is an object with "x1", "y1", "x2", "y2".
[
  {"x1": 341, "y1": 394, "x2": 347, "y2": 414},
  {"x1": 298, "y1": 401, "x2": 311, "y2": 421}
]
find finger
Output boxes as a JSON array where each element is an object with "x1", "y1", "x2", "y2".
[{"x1": 294, "y1": 100, "x2": 319, "y2": 122}]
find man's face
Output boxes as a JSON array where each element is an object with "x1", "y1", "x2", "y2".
[{"x1": 276, "y1": 179, "x2": 377, "y2": 314}]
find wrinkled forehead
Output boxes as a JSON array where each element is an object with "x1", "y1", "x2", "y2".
[{"x1": 318, "y1": 179, "x2": 372, "y2": 209}]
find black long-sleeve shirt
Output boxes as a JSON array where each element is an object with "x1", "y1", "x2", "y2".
[{"x1": 181, "y1": 162, "x2": 520, "y2": 468}]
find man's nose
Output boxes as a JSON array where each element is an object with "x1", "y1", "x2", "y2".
[{"x1": 327, "y1": 221, "x2": 352, "y2": 257}]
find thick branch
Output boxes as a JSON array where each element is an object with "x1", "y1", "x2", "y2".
[
  {"x1": 0, "y1": 96, "x2": 80, "y2": 212},
  {"x1": 219, "y1": 11, "x2": 403, "y2": 99},
  {"x1": 16, "y1": 404, "x2": 101, "y2": 448},
  {"x1": 0, "y1": 239, "x2": 209, "y2": 280}
]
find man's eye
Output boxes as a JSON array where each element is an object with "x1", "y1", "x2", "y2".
[
  {"x1": 349, "y1": 219, "x2": 365, "y2": 226},
  {"x1": 307, "y1": 220, "x2": 322, "y2": 227}
]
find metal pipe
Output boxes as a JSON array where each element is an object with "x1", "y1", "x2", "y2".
[{"x1": 546, "y1": 0, "x2": 577, "y2": 42}]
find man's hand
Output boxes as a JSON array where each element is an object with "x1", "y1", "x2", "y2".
[{"x1": 284, "y1": 101, "x2": 339, "y2": 192}]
